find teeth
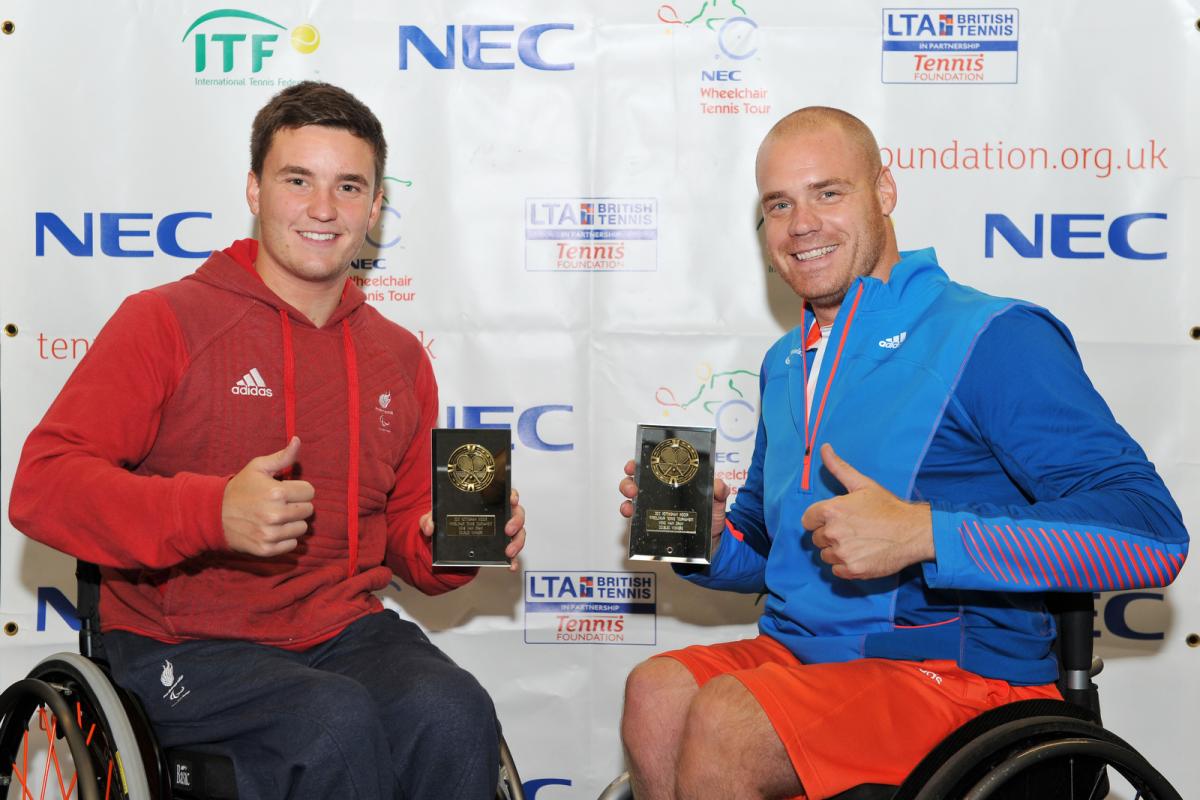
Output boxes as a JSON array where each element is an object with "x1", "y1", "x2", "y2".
[
  {"x1": 300, "y1": 232, "x2": 336, "y2": 241},
  {"x1": 794, "y1": 245, "x2": 836, "y2": 261}
]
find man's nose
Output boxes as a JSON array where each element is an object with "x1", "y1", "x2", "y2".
[
  {"x1": 307, "y1": 188, "x2": 337, "y2": 222},
  {"x1": 787, "y1": 204, "x2": 820, "y2": 237}
]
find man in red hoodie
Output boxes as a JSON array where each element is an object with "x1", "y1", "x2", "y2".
[{"x1": 9, "y1": 82, "x2": 526, "y2": 799}]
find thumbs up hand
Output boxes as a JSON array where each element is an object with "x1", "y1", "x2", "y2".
[
  {"x1": 800, "y1": 443, "x2": 934, "y2": 580},
  {"x1": 221, "y1": 436, "x2": 316, "y2": 557}
]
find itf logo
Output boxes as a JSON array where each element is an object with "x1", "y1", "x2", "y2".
[
  {"x1": 183, "y1": 9, "x2": 320, "y2": 86},
  {"x1": 881, "y1": 8, "x2": 1019, "y2": 84}
]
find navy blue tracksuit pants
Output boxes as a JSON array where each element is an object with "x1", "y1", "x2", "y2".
[{"x1": 103, "y1": 610, "x2": 499, "y2": 799}]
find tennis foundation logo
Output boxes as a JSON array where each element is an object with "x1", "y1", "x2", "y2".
[
  {"x1": 525, "y1": 571, "x2": 656, "y2": 644},
  {"x1": 882, "y1": 9, "x2": 1019, "y2": 83},
  {"x1": 183, "y1": 9, "x2": 321, "y2": 87},
  {"x1": 525, "y1": 198, "x2": 658, "y2": 271}
]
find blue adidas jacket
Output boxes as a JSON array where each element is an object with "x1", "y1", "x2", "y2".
[{"x1": 689, "y1": 248, "x2": 1189, "y2": 684}]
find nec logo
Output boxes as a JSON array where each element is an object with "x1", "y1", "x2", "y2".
[
  {"x1": 444, "y1": 404, "x2": 573, "y2": 451},
  {"x1": 985, "y1": 212, "x2": 1166, "y2": 261},
  {"x1": 399, "y1": 24, "x2": 574, "y2": 70},
  {"x1": 1092, "y1": 591, "x2": 1166, "y2": 641},
  {"x1": 36, "y1": 212, "x2": 213, "y2": 259},
  {"x1": 701, "y1": 70, "x2": 742, "y2": 81}
]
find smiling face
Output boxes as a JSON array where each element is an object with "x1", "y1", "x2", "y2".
[
  {"x1": 246, "y1": 125, "x2": 382, "y2": 293},
  {"x1": 756, "y1": 121, "x2": 898, "y2": 324}
]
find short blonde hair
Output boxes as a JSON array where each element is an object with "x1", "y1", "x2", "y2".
[{"x1": 762, "y1": 107, "x2": 882, "y2": 175}]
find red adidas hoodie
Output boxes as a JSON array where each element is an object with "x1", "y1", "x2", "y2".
[{"x1": 9, "y1": 240, "x2": 475, "y2": 649}]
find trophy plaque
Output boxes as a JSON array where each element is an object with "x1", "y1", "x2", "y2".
[
  {"x1": 432, "y1": 428, "x2": 511, "y2": 567},
  {"x1": 628, "y1": 425, "x2": 715, "y2": 564}
]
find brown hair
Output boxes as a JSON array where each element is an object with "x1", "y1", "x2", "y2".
[{"x1": 250, "y1": 81, "x2": 387, "y2": 190}]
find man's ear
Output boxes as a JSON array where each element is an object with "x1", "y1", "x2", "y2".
[
  {"x1": 368, "y1": 187, "x2": 384, "y2": 229},
  {"x1": 876, "y1": 167, "x2": 898, "y2": 217},
  {"x1": 246, "y1": 170, "x2": 261, "y2": 216}
]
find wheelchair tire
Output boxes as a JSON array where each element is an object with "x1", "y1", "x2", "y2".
[
  {"x1": 596, "y1": 771, "x2": 633, "y2": 800},
  {"x1": 498, "y1": 733, "x2": 526, "y2": 800},
  {"x1": 911, "y1": 715, "x2": 1181, "y2": 800},
  {"x1": 0, "y1": 676, "x2": 100, "y2": 800},
  {"x1": 21, "y1": 652, "x2": 154, "y2": 800}
]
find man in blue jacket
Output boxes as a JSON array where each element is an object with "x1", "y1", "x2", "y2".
[{"x1": 617, "y1": 107, "x2": 1188, "y2": 800}]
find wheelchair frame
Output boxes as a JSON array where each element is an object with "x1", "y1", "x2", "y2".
[
  {"x1": 0, "y1": 561, "x2": 526, "y2": 800},
  {"x1": 598, "y1": 592, "x2": 1182, "y2": 800}
]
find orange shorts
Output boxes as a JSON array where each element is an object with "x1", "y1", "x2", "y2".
[{"x1": 658, "y1": 635, "x2": 1061, "y2": 800}]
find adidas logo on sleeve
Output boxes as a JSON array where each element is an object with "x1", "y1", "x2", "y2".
[
  {"x1": 231, "y1": 368, "x2": 274, "y2": 397},
  {"x1": 878, "y1": 332, "x2": 908, "y2": 350}
]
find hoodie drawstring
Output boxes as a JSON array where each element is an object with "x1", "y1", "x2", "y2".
[
  {"x1": 279, "y1": 310, "x2": 297, "y2": 478},
  {"x1": 277, "y1": 310, "x2": 361, "y2": 579},
  {"x1": 341, "y1": 320, "x2": 361, "y2": 579}
]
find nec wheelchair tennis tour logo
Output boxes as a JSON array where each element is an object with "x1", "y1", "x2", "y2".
[
  {"x1": 655, "y1": 363, "x2": 758, "y2": 491},
  {"x1": 656, "y1": 1, "x2": 771, "y2": 116}
]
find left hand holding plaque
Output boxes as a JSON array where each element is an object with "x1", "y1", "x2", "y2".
[
  {"x1": 626, "y1": 425, "x2": 716, "y2": 563},
  {"x1": 432, "y1": 429, "x2": 512, "y2": 566}
]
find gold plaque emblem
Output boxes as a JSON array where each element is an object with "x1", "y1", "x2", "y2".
[
  {"x1": 447, "y1": 444, "x2": 496, "y2": 492},
  {"x1": 649, "y1": 438, "x2": 700, "y2": 487}
]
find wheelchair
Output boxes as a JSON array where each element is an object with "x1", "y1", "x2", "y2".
[
  {"x1": 598, "y1": 593, "x2": 1181, "y2": 800},
  {"x1": 0, "y1": 562, "x2": 525, "y2": 800}
]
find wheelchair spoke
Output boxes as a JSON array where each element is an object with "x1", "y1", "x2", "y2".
[
  {"x1": 1086, "y1": 761, "x2": 1105, "y2": 800},
  {"x1": 11, "y1": 752, "x2": 35, "y2": 800},
  {"x1": 22, "y1": 726, "x2": 31, "y2": 800},
  {"x1": 8, "y1": 701, "x2": 89, "y2": 800},
  {"x1": 39, "y1": 708, "x2": 56, "y2": 799},
  {"x1": 49, "y1": 715, "x2": 72, "y2": 799}
]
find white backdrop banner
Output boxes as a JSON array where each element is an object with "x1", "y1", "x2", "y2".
[{"x1": 1, "y1": 1, "x2": 1197, "y2": 797}]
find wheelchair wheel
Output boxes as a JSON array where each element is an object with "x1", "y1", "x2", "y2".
[
  {"x1": 0, "y1": 652, "x2": 153, "y2": 800},
  {"x1": 597, "y1": 771, "x2": 633, "y2": 800},
  {"x1": 497, "y1": 732, "x2": 525, "y2": 800},
  {"x1": 0, "y1": 677, "x2": 98, "y2": 800},
  {"x1": 911, "y1": 715, "x2": 1181, "y2": 800}
]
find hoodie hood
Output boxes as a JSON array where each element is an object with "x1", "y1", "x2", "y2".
[{"x1": 188, "y1": 238, "x2": 367, "y2": 329}]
